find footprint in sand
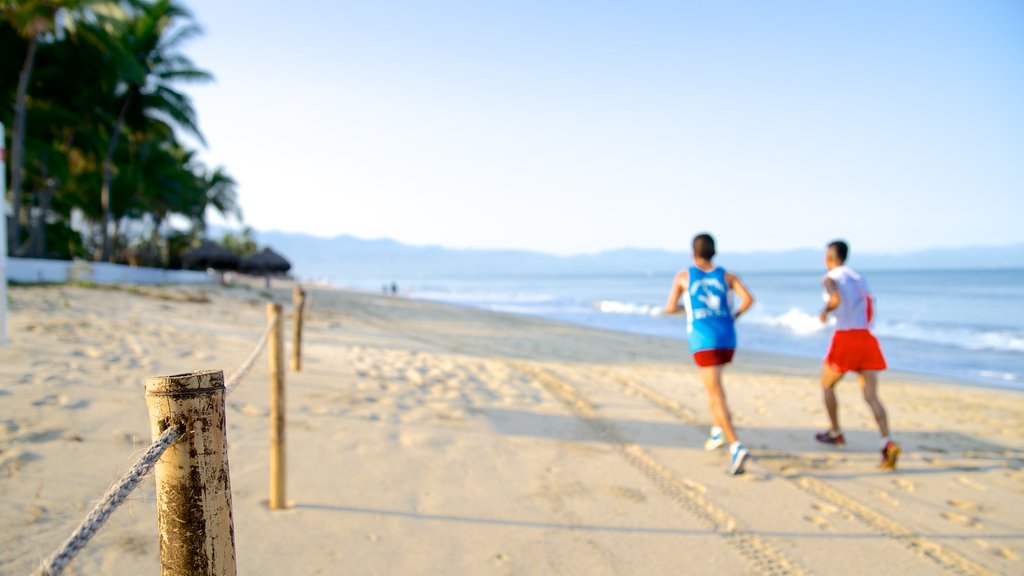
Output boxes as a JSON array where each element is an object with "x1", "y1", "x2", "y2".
[
  {"x1": 812, "y1": 503, "x2": 840, "y2": 517},
  {"x1": 1005, "y1": 470, "x2": 1024, "y2": 482},
  {"x1": 993, "y1": 547, "x2": 1019, "y2": 561},
  {"x1": 955, "y1": 475, "x2": 988, "y2": 492},
  {"x1": 893, "y1": 478, "x2": 916, "y2": 493},
  {"x1": 16, "y1": 429, "x2": 66, "y2": 443},
  {"x1": 948, "y1": 500, "x2": 990, "y2": 514},
  {"x1": 0, "y1": 420, "x2": 20, "y2": 442},
  {"x1": 230, "y1": 403, "x2": 266, "y2": 417},
  {"x1": 875, "y1": 490, "x2": 900, "y2": 507},
  {"x1": 941, "y1": 511, "x2": 983, "y2": 529},
  {"x1": 1, "y1": 448, "x2": 41, "y2": 476},
  {"x1": 604, "y1": 485, "x2": 647, "y2": 503},
  {"x1": 31, "y1": 395, "x2": 60, "y2": 407},
  {"x1": 803, "y1": 514, "x2": 831, "y2": 530}
]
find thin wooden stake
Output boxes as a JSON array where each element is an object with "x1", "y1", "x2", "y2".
[
  {"x1": 267, "y1": 303, "x2": 286, "y2": 509},
  {"x1": 145, "y1": 370, "x2": 237, "y2": 576},
  {"x1": 291, "y1": 285, "x2": 305, "y2": 372}
]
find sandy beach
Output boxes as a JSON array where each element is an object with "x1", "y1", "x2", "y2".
[{"x1": 1, "y1": 281, "x2": 1022, "y2": 575}]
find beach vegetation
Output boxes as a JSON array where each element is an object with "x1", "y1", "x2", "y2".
[{"x1": 1, "y1": 0, "x2": 244, "y2": 268}]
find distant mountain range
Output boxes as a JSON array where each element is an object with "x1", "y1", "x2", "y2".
[{"x1": 235, "y1": 229, "x2": 1024, "y2": 281}]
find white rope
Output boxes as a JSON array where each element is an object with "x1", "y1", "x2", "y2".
[
  {"x1": 224, "y1": 322, "x2": 273, "y2": 395},
  {"x1": 38, "y1": 426, "x2": 184, "y2": 576},
  {"x1": 36, "y1": 317, "x2": 276, "y2": 574}
]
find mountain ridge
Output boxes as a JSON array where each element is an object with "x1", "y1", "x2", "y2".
[{"x1": 223, "y1": 228, "x2": 1024, "y2": 280}]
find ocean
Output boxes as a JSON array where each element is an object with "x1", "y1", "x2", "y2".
[{"x1": 340, "y1": 268, "x2": 1024, "y2": 391}]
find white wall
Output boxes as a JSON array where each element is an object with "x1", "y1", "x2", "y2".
[{"x1": 6, "y1": 258, "x2": 213, "y2": 285}]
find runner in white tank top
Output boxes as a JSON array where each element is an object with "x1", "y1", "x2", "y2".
[
  {"x1": 824, "y1": 265, "x2": 873, "y2": 331},
  {"x1": 815, "y1": 241, "x2": 900, "y2": 469}
]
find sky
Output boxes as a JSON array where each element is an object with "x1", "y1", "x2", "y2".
[{"x1": 179, "y1": 0, "x2": 1024, "y2": 256}]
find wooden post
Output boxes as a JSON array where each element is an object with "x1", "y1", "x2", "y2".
[
  {"x1": 267, "y1": 303, "x2": 286, "y2": 509},
  {"x1": 1, "y1": 122, "x2": 8, "y2": 347},
  {"x1": 145, "y1": 370, "x2": 237, "y2": 576},
  {"x1": 291, "y1": 284, "x2": 305, "y2": 372}
]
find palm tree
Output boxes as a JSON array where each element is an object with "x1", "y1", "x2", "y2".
[
  {"x1": 189, "y1": 165, "x2": 240, "y2": 238},
  {"x1": 1, "y1": 0, "x2": 96, "y2": 254},
  {"x1": 92, "y1": 0, "x2": 211, "y2": 261}
]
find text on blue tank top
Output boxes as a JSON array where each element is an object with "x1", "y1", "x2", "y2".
[{"x1": 685, "y1": 267, "x2": 737, "y2": 352}]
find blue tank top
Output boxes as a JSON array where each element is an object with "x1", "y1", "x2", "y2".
[{"x1": 683, "y1": 266, "x2": 737, "y2": 352}]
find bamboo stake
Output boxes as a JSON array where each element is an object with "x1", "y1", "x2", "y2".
[
  {"x1": 291, "y1": 285, "x2": 305, "y2": 372},
  {"x1": 145, "y1": 370, "x2": 236, "y2": 576},
  {"x1": 267, "y1": 303, "x2": 286, "y2": 509}
]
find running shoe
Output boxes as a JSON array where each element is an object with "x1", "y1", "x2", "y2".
[
  {"x1": 704, "y1": 426, "x2": 725, "y2": 451},
  {"x1": 880, "y1": 440, "x2": 901, "y2": 469},
  {"x1": 814, "y1": 430, "x2": 846, "y2": 446},
  {"x1": 729, "y1": 443, "x2": 750, "y2": 476}
]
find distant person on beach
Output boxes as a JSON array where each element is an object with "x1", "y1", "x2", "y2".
[
  {"x1": 666, "y1": 233, "x2": 755, "y2": 475},
  {"x1": 816, "y1": 240, "x2": 901, "y2": 469}
]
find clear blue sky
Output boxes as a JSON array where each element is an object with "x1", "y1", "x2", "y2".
[{"x1": 181, "y1": 0, "x2": 1024, "y2": 255}]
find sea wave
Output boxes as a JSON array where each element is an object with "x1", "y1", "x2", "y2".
[
  {"x1": 745, "y1": 308, "x2": 1024, "y2": 353},
  {"x1": 412, "y1": 290, "x2": 558, "y2": 304},
  {"x1": 744, "y1": 308, "x2": 825, "y2": 335},
  {"x1": 976, "y1": 370, "x2": 1020, "y2": 382},
  {"x1": 872, "y1": 320, "x2": 1024, "y2": 353},
  {"x1": 596, "y1": 300, "x2": 664, "y2": 316}
]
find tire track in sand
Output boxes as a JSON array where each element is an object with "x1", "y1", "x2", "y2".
[
  {"x1": 610, "y1": 372, "x2": 1000, "y2": 576},
  {"x1": 517, "y1": 363, "x2": 811, "y2": 576}
]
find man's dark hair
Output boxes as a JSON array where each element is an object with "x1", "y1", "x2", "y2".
[
  {"x1": 693, "y1": 233, "x2": 716, "y2": 260},
  {"x1": 828, "y1": 240, "x2": 849, "y2": 264}
]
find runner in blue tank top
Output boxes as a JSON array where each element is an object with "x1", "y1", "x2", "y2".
[
  {"x1": 666, "y1": 234, "x2": 755, "y2": 475},
  {"x1": 684, "y1": 266, "x2": 737, "y2": 354}
]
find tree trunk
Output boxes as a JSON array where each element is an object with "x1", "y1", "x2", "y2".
[
  {"x1": 151, "y1": 214, "x2": 165, "y2": 266},
  {"x1": 30, "y1": 182, "x2": 55, "y2": 258},
  {"x1": 99, "y1": 94, "x2": 132, "y2": 262},
  {"x1": 110, "y1": 216, "x2": 124, "y2": 261},
  {"x1": 9, "y1": 33, "x2": 39, "y2": 255}
]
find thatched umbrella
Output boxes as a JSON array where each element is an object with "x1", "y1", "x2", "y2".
[
  {"x1": 240, "y1": 247, "x2": 292, "y2": 288},
  {"x1": 182, "y1": 243, "x2": 241, "y2": 285},
  {"x1": 183, "y1": 242, "x2": 241, "y2": 271}
]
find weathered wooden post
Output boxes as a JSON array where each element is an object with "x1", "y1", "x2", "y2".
[
  {"x1": 267, "y1": 303, "x2": 286, "y2": 509},
  {"x1": 1, "y1": 122, "x2": 8, "y2": 347},
  {"x1": 145, "y1": 370, "x2": 236, "y2": 576},
  {"x1": 291, "y1": 284, "x2": 305, "y2": 372}
]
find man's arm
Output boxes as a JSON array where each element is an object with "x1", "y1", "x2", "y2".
[
  {"x1": 726, "y1": 272, "x2": 754, "y2": 319},
  {"x1": 665, "y1": 270, "x2": 688, "y2": 314},
  {"x1": 820, "y1": 277, "x2": 841, "y2": 323}
]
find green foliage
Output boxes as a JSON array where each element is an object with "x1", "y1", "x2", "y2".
[
  {"x1": 221, "y1": 226, "x2": 259, "y2": 259},
  {"x1": 1, "y1": 0, "x2": 242, "y2": 265}
]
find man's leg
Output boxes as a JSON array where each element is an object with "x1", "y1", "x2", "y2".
[
  {"x1": 701, "y1": 365, "x2": 738, "y2": 445},
  {"x1": 857, "y1": 370, "x2": 890, "y2": 438},
  {"x1": 821, "y1": 365, "x2": 844, "y2": 433}
]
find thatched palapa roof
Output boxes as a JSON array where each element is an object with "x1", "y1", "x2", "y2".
[
  {"x1": 240, "y1": 247, "x2": 291, "y2": 274},
  {"x1": 182, "y1": 242, "x2": 241, "y2": 271}
]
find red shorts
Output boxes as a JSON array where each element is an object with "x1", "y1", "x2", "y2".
[
  {"x1": 825, "y1": 329, "x2": 887, "y2": 373},
  {"x1": 693, "y1": 349, "x2": 735, "y2": 367}
]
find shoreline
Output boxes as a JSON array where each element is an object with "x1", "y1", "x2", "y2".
[
  {"x1": 2, "y1": 281, "x2": 1022, "y2": 574},
  {"x1": 370, "y1": 282, "x2": 1018, "y2": 393}
]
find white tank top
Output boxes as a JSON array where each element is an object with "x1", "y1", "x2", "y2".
[{"x1": 824, "y1": 266, "x2": 873, "y2": 330}]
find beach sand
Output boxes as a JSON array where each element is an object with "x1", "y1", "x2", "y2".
[{"x1": 1, "y1": 281, "x2": 1022, "y2": 575}]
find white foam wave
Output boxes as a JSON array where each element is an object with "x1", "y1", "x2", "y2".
[
  {"x1": 413, "y1": 290, "x2": 557, "y2": 304},
  {"x1": 872, "y1": 321, "x2": 1024, "y2": 353},
  {"x1": 744, "y1": 308, "x2": 825, "y2": 335},
  {"x1": 596, "y1": 300, "x2": 664, "y2": 317},
  {"x1": 976, "y1": 370, "x2": 1020, "y2": 382},
  {"x1": 746, "y1": 308, "x2": 1024, "y2": 353}
]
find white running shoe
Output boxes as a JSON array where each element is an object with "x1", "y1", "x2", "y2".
[
  {"x1": 729, "y1": 443, "x2": 750, "y2": 476},
  {"x1": 704, "y1": 426, "x2": 725, "y2": 451}
]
